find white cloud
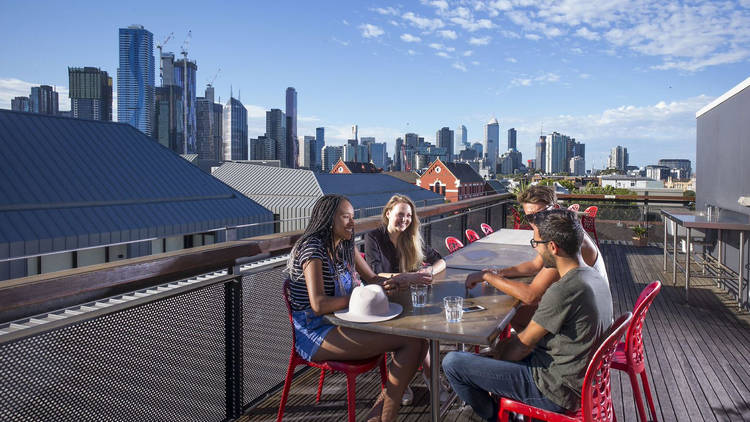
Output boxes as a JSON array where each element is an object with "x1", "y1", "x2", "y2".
[
  {"x1": 453, "y1": 62, "x2": 468, "y2": 72},
  {"x1": 437, "y1": 51, "x2": 451, "y2": 58},
  {"x1": 451, "y1": 16, "x2": 494, "y2": 32},
  {"x1": 244, "y1": 104, "x2": 266, "y2": 119},
  {"x1": 0, "y1": 78, "x2": 70, "y2": 111},
  {"x1": 505, "y1": 57, "x2": 517, "y2": 63},
  {"x1": 359, "y1": 24, "x2": 385, "y2": 38},
  {"x1": 332, "y1": 37, "x2": 350, "y2": 46},
  {"x1": 342, "y1": 19, "x2": 350, "y2": 26},
  {"x1": 372, "y1": 7, "x2": 399, "y2": 16},
  {"x1": 429, "y1": 43, "x2": 454, "y2": 52},
  {"x1": 438, "y1": 29, "x2": 458, "y2": 39},
  {"x1": 469, "y1": 36, "x2": 491, "y2": 45},
  {"x1": 472, "y1": 60, "x2": 480, "y2": 65},
  {"x1": 401, "y1": 33, "x2": 422, "y2": 43},
  {"x1": 501, "y1": 30, "x2": 521, "y2": 39},
  {"x1": 428, "y1": 0, "x2": 449, "y2": 11},
  {"x1": 510, "y1": 72, "x2": 560, "y2": 87},
  {"x1": 571, "y1": 47, "x2": 584, "y2": 55},
  {"x1": 402, "y1": 12, "x2": 445, "y2": 31},
  {"x1": 525, "y1": 33, "x2": 541, "y2": 41},
  {"x1": 389, "y1": 20, "x2": 400, "y2": 27},
  {"x1": 408, "y1": 49, "x2": 418, "y2": 56},
  {"x1": 579, "y1": 73, "x2": 591, "y2": 79},
  {"x1": 575, "y1": 27, "x2": 600, "y2": 41},
  {"x1": 464, "y1": 50, "x2": 474, "y2": 56}
]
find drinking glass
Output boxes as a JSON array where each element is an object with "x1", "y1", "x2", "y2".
[
  {"x1": 444, "y1": 296, "x2": 464, "y2": 322},
  {"x1": 410, "y1": 283, "x2": 428, "y2": 308}
]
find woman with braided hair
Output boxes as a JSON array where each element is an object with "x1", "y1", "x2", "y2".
[{"x1": 287, "y1": 194, "x2": 426, "y2": 422}]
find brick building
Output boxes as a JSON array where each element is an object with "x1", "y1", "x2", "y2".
[{"x1": 416, "y1": 158, "x2": 485, "y2": 202}]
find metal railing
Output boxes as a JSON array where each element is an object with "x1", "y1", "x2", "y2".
[{"x1": 0, "y1": 193, "x2": 512, "y2": 422}]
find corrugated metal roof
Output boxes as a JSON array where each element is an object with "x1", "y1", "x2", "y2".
[
  {"x1": 485, "y1": 180, "x2": 508, "y2": 194},
  {"x1": 0, "y1": 110, "x2": 273, "y2": 262},
  {"x1": 315, "y1": 174, "x2": 445, "y2": 210},
  {"x1": 442, "y1": 162, "x2": 485, "y2": 183}
]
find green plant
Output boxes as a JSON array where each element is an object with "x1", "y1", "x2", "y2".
[{"x1": 631, "y1": 225, "x2": 648, "y2": 239}]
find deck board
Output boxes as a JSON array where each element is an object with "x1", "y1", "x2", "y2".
[{"x1": 240, "y1": 243, "x2": 750, "y2": 421}]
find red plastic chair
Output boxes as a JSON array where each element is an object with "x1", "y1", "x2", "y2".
[
  {"x1": 278, "y1": 279, "x2": 388, "y2": 422},
  {"x1": 581, "y1": 215, "x2": 600, "y2": 248},
  {"x1": 568, "y1": 203, "x2": 580, "y2": 212},
  {"x1": 465, "y1": 229, "x2": 480, "y2": 243},
  {"x1": 612, "y1": 281, "x2": 662, "y2": 422},
  {"x1": 584, "y1": 206, "x2": 598, "y2": 217},
  {"x1": 445, "y1": 236, "x2": 464, "y2": 253},
  {"x1": 511, "y1": 207, "x2": 533, "y2": 230},
  {"x1": 498, "y1": 312, "x2": 633, "y2": 422},
  {"x1": 480, "y1": 223, "x2": 494, "y2": 235}
]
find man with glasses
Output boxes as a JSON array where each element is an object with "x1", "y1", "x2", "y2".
[
  {"x1": 465, "y1": 185, "x2": 607, "y2": 329},
  {"x1": 443, "y1": 209, "x2": 613, "y2": 420}
]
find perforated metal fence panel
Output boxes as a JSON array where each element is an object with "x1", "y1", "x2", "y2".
[{"x1": 0, "y1": 284, "x2": 227, "y2": 422}]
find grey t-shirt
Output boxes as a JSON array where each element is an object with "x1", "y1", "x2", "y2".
[{"x1": 530, "y1": 266, "x2": 613, "y2": 411}]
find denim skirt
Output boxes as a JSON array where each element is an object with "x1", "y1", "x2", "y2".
[{"x1": 291, "y1": 308, "x2": 335, "y2": 361}]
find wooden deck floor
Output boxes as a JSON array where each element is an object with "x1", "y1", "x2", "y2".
[{"x1": 241, "y1": 243, "x2": 750, "y2": 422}]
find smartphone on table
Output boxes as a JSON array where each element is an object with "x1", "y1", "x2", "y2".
[{"x1": 462, "y1": 305, "x2": 486, "y2": 313}]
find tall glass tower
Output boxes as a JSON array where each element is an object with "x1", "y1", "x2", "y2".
[
  {"x1": 285, "y1": 87, "x2": 297, "y2": 168},
  {"x1": 484, "y1": 117, "x2": 499, "y2": 174},
  {"x1": 174, "y1": 59, "x2": 197, "y2": 154},
  {"x1": 68, "y1": 67, "x2": 112, "y2": 121},
  {"x1": 117, "y1": 25, "x2": 155, "y2": 136},
  {"x1": 223, "y1": 97, "x2": 248, "y2": 161}
]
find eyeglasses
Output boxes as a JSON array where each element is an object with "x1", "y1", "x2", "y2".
[
  {"x1": 530, "y1": 238, "x2": 552, "y2": 248},
  {"x1": 523, "y1": 204, "x2": 556, "y2": 217}
]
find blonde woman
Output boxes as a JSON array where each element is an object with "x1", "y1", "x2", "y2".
[{"x1": 365, "y1": 194, "x2": 448, "y2": 405}]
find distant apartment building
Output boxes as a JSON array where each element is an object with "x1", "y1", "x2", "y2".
[
  {"x1": 322, "y1": 145, "x2": 343, "y2": 171},
  {"x1": 658, "y1": 159, "x2": 692, "y2": 178},
  {"x1": 507, "y1": 127, "x2": 517, "y2": 150},
  {"x1": 484, "y1": 118, "x2": 499, "y2": 174},
  {"x1": 607, "y1": 145, "x2": 629, "y2": 171},
  {"x1": 10, "y1": 96, "x2": 30, "y2": 112},
  {"x1": 472, "y1": 142, "x2": 483, "y2": 157},
  {"x1": 30, "y1": 85, "x2": 59, "y2": 116},
  {"x1": 405, "y1": 132, "x2": 419, "y2": 148},
  {"x1": 154, "y1": 85, "x2": 183, "y2": 152},
  {"x1": 528, "y1": 159, "x2": 536, "y2": 169},
  {"x1": 285, "y1": 87, "x2": 298, "y2": 168},
  {"x1": 545, "y1": 132, "x2": 567, "y2": 174},
  {"x1": 68, "y1": 67, "x2": 112, "y2": 121},
  {"x1": 315, "y1": 127, "x2": 325, "y2": 170},
  {"x1": 301, "y1": 136, "x2": 317, "y2": 169},
  {"x1": 173, "y1": 58, "x2": 197, "y2": 154},
  {"x1": 223, "y1": 96, "x2": 248, "y2": 160},
  {"x1": 645, "y1": 165, "x2": 671, "y2": 181},
  {"x1": 195, "y1": 85, "x2": 223, "y2": 161},
  {"x1": 536, "y1": 136, "x2": 546, "y2": 172},
  {"x1": 500, "y1": 149, "x2": 523, "y2": 174},
  {"x1": 456, "y1": 125, "x2": 467, "y2": 154},
  {"x1": 600, "y1": 175, "x2": 662, "y2": 190},
  {"x1": 266, "y1": 108, "x2": 286, "y2": 164},
  {"x1": 250, "y1": 135, "x2": 275, "y2": 160},
  {"x1": 436, "y1": 127, "x2": 454, "y2": 162},
  {"x1": 570, "y1": 156, "x2": 585, "y2": 176},
  {"x1": 117, "y1": 25, "x2": 155, "y2": 136},
  {"x1": 369, "y1": 142, "x2": 387, "y2": 170}
]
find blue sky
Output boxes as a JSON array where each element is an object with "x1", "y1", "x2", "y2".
[{"x1": 1, "y1": 0, "x2": 749, "y2": 170}]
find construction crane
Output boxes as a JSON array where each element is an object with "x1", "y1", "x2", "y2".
[
  {"x1": 156, "y1": 32, "x2": 174, "y2": 86},
  {"x1": 180, "y1": 30, "x2": 192, "y2": 155},
  {"x1": 207, "y1": 68, "x2": 221, "y2": 88}
]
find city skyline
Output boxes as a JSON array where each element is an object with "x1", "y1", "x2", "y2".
[{"x1": 1, "y1": 1, "x2": 749, "y2": 169}]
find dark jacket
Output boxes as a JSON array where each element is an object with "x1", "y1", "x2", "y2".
[{"x1": 365, "y1": 225, "x2": 442, "y2": 274}]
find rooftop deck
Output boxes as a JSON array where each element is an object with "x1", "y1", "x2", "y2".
[{"x1": 243, "y1": 242, "x2": 750, "y2": 422}]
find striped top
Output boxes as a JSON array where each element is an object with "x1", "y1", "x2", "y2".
[{"x1": 289, "y1": 236, "x2": 349, "y2": 311}]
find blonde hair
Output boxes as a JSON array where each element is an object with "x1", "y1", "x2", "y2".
[
  {"x1": 517, "y1": 185, "x2": 557, "y2": 206},
  {"x1": 381, "y1": 195, "x2": 425, "y2": 272}
]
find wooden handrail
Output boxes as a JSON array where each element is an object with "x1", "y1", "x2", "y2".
[
  {"x1": 557, "y1": 193, "x2": 694, "y2": 202},
  {"x1": 0, "y1": 194, "x2": 512, "y2": 323}
]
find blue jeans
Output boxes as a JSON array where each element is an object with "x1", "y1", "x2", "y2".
[{"x1": 442, "y1": 351, "x2": 566, "y2": 422}]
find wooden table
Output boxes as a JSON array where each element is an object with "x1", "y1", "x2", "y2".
[
  {"x1": 476, "y1": 228, "x2": 533, "y2": 246},
  {"x1": 327, "y1": 241, "x2": 537, "y2": 421}
]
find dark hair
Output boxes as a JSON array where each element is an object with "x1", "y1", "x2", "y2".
[
  {"x1": 531, "y1": 209, "x2": 583, "y2": 257},
  {"x1": 517, "y1": 185, "x2": 556, "y2": 206},
  {"x1": 286, "y1": 194, "x2": 355, "y2": 278}
]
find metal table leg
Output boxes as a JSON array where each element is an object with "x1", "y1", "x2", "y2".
[
  {"x1": 663, "y1": 216, "x2": 668, "y2": 271},
  {"x1": 739, "y1": 232, "x2": 745, "y2": 310},
  {"x1": 430, "y1": 339, "x2": 440, "y2": 422},
  {"x1": 686, "y1": 227, "x2": 691, "y2": 301},
  {"x1": 672, "y1": 221, "x2": 678, "y2": 285}
]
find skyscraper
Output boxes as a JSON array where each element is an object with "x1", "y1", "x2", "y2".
[
  {"x1": 223, "y1": 96, "x2": 248, "y2": 160},
  {"x1": 484, "y1": 117, "x2": 499, "y2": 174},
  {"x1": 11, "y1": 96, "x2": 31, "y2": 112},
  {"x1": 266, "y1": 108, "x2": 286, "y2": 163},
  {"x1": 404, "y1": 133, "x2": 419, "y2": 149},
  {"x1": 394, "y1": 137, "x2": 404, "y2": 171},
  {"x1": 154, "y1": 85, "x2": 183, "y2": 152},
  {"x1": 507, "y1": 128, "x2": 517, "y2": 150},
  {"x1": 315, "y1": 127, "x2": 325, "y2": 170},
  {"x1": 285, "y1": 87, "x2": 298, "y2": 168},
  {"x1": 570, "y1": 156, "x2": 585, "y2": 176},
  {"x1": 302, "y1": 135, "x2": 316, "y2": 169},
  {"x1": 174, "y1": 58, "x2": 197, "y2": 154},
  {"x1": 117, "y1": 25, "x2": 155, "y2": 136},
  {"x1": 370, "y1": 142, "x2": 387, "y2": 170},
  {"x1": 607, "y1": 146, "x2": 629, "y2": 171},
  {"x1": 455, "y1": 125, "x2": 467, "y2": 154},
  {"x1": 436, "y1": 127, "x2": 454, "y2": 162},
  {"x1": 536, "y1": 136, "x2": 546, "y2": 172},
  {"x1": 472, "y1": 142, "x2": 483, "y2": 158},
  {"x1": 545, "y1": 132, "x2": 567, "y2": 174},
  {"x1": 68, "y1": 67, "x2": 112, "y2": 121},
  {"x1": 322, "y1": 145, "x2": 343, "y2": 171},
  {"x1": 196, "y1": 85, "x2": 223, "y2": 161},
  {"x1": 351, "y1": 125, "x2": 358, "y2": 142},
  {"x1": 29, "y1": 85, "x2": 59, "y2": 115}
]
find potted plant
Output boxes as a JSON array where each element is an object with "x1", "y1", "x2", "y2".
[{"x1": 631, "y1": 225, "x2": 648, "y2": 247}]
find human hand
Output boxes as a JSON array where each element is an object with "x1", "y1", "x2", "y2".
[
  {"x1": 482, "y1": 267, "x2": 504, "y2": 276},
  {"x1": 410, "y1": 271, "x2": 433, "y2": 285},
  {"x1": 465, "y1": 271, "x2": 485, "y2": 289}
]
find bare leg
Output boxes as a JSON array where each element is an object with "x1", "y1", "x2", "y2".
[{"x1": 314, "y1": 327, "x2": 427, "y2": 422}]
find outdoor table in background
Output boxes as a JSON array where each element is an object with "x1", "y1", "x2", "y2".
[
  {"x1": 661, "y1": 208, "x2": 750, "y2": 307},
  {"x1": 327, "y1": 239, "x2": 537, "y2": 422},
  {"x1": 476, "y1": 228, "x2": 534, "y2": 246}
]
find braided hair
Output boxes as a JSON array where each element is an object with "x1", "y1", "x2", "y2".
[{"x1": 286, "y1": 194, "x2": 356, "y2": 281}]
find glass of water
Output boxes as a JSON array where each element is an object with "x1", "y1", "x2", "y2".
[
  {"x1": 410, "y1": 283, "x2": 428, "y2": 308},
  {"x1": 444, "y1": 296, "x2": 464, "y2": 322}
]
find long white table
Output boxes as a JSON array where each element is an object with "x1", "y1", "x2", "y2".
[{"x1": 476, "y1": 228, "x2": 534, "y2": 246}]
